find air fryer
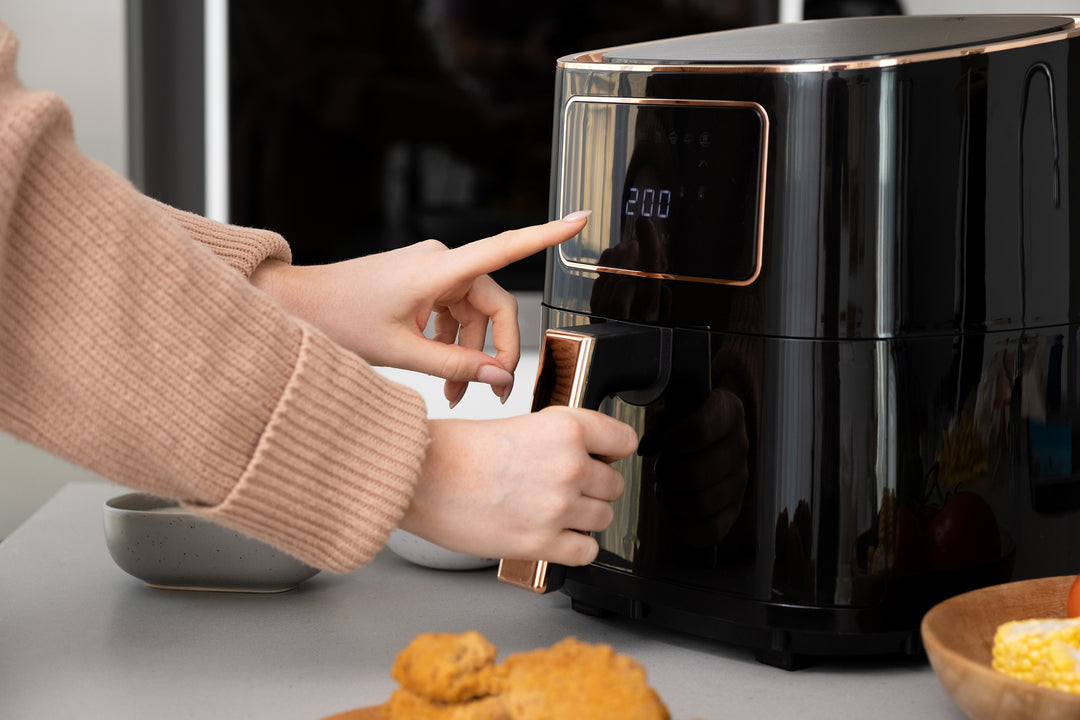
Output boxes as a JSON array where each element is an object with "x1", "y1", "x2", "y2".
[{"x1": 498, "y1": 14, "x2": 1080, "y2": 669}]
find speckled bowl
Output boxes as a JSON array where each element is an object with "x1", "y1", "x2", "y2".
[
  {"x1": 103, "y1": 492, "x2": 320, "y2": 592},
  {"x1": 384, "y1": 529, "x2": 498, "y2": 571}
]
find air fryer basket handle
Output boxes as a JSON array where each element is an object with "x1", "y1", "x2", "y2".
[{"x1": 497, "y1": 322, "x2": 669, "y2": 594}]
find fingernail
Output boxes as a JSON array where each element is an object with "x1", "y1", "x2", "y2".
[
  {"x1": 476, "y1": 364, "x2": 514, "y2": 387},
  {"x1": 447, "y1": 385, "x2": 467, "y2": 410},
  {"x1": 562, "y1": 209, "x2": 592, "y2": 223},
  {"x1": 499, "y1": 378, "x2": 514, "y2": 405}
]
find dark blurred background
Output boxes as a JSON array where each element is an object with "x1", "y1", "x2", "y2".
[
  {"x1": 226, "y1": 0, "x2": 781, "y2": 289},
  {"x1": 130, "y1": 0, "x2": 903, "y2": 290}
]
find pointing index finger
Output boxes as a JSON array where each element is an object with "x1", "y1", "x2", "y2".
[{"x1": 450, "y1": 211, "x2": 591, "y2": 280}]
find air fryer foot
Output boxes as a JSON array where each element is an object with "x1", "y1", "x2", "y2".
[
  {"x1": 753, "y1": 647, "x2": 813, "y2": 670},
  {"x1": 753, "y1": 629, "x2": 814, "y2": 670},
  {"x1": 570, "y1": 598, "x2": 614, "y2": 618}
]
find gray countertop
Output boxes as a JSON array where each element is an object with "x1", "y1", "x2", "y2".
[{"x1": 0, "y1": 482, "x2": 967, "y2": 719}]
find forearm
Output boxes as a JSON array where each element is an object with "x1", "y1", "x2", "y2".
[
  {"x1": 249, "y1": 257, "x2": 325, "y2": 327},
  {"x1": 0, "y1": 24, "x2": 429, "y2": 572}
]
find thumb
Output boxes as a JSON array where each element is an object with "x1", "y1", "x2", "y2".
[{"x1": 447, "y1": 211, "x2": 591, "y2": 280}]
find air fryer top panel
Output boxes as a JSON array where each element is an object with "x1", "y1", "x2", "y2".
[
  {"x1": 592, "y1": 15, "x2": 1075, "y2": 66},
  {"x1": 550, "y1": 13, "x2": 1080, "y2": 337}
]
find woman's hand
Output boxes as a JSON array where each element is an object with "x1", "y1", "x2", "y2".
[
  {"x1": 399, "y1": 406, "x2": 638, "y2": 566},
  {"x1": 251, "y1": 212, "x2": 591, "y2": 407}
]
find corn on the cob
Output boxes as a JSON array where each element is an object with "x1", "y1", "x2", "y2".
[{"x1": 992, "y1": 618, "x2": 1080, "y2": 695}]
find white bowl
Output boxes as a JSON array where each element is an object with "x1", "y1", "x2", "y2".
[
  {"x1": 103, "y1": 492, "x2": 320, "y2": 592},
  {"x1": 384, "y1": 529, "x2": 498, "y2": 571}
]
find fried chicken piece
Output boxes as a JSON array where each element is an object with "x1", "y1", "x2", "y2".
[
  {"x1": 384, "y1": 632, "x2": 670, "y2": 720},
  {"x1": 499, "y1": 637, "x2": 670, "y2": 720},
  {"x1": 390, "y1": 631, "x2": 501, "y2": 704},
  {"x1": 383, "y1": 688, "x2": 509, "y2": 720}
]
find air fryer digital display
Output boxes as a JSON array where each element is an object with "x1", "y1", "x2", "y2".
[{"x1": 558, "y1": 98, "x2": 767, "y2": 285}]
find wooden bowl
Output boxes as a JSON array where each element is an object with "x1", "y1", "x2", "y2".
[
  {"x1": 320, "y1": 706, "x2": 382, "y2": 720},
  {"x1": 921, "y1": 575, "x2": 1080, "y2": 719}
]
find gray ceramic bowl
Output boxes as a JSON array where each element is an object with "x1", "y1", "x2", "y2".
[
  {"x1": 103, "y1": 492, "x2": 320, "y2": 592},
  {"x1": 384, "y1": 529, "x2": 498, "y2": 571}
]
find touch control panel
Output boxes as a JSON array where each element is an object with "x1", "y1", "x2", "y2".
[{"x1": 556, "y1": 97, "x2": 768, "y2": 285}]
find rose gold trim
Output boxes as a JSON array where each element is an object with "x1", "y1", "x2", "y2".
[
  {"x1": 497, "y1": 330, "x2": 596, "y2": 593},
  {"x1": 529, "y1": 330, "x2": 595, "y2": 410},
  {"x1": 497, "y1": 558, "x2": 558, "y2": 593},
  {"x1": 556, "y1": 97, "x2": 768, "y2": 286},
  {"x1": 557, "y1": 15, "x2": 1080, "y2": 74}
]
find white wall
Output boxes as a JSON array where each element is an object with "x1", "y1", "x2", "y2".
[
  {"x1": 0, "y1": 0, "x2": 127, "y2": 537},
  {"x1": 1, "y1": 0, "x2": 127, "y2": 174}
]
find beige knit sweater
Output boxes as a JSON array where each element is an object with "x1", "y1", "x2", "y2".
[{"x1": 0, "y1": 24, "x2": 430, "y2": 572}]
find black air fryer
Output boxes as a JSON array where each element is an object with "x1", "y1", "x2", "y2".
[{"x1": 497, "y1": 15, "x2": 1080, "y2": 669}]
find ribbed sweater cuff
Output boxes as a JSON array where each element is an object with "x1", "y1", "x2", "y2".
[
  {"x1": 188, "y1": 327, "x2": 430, "y2": 573},
  {"x1": 155, "y1": 200, "x2": 292, "y2": 277}
]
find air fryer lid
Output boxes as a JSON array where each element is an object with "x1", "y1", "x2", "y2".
[{"x1": 601, "y1": 15, "x2": 1075, "y2": 65}]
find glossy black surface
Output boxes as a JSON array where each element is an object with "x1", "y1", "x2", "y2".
[
  {"x1": 550, "y1": 22, "x2": 1078, "y2": 338},
  {"x1": 546, "y1": 16, "x2": 1080, "y2": 666},
  {"x1": 602, "y1": 15, "x2": 1072, "y2": 64},
  {"x1": 560, "y1": 100, "x2": 766, "y2": 283}
]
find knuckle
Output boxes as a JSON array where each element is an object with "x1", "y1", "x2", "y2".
[
  {"x1": 596, "y1": 502, "x2": 616, "y2": 530},
  {"x1": 542, "y1": 407, "x2": 588, "y2": 446},
  {"x1": 719, "y1": 390, "x2": 746, "y2": 424},
  {"x1": 608, "y1": 468, "x2": 627, "y2": 500},
  {"x1": 543, "y1": 492, "x2": 574, "y2": 522},
  {"x1": 520, "y1": 534, "x2": 548, "y2": 561},
  {"x1": 436, "y1": 352, "x2": 473, "y2": 381},
  {"x1": 549, "y1": 457, "x2": 589, "y2": 490},
  {"x1": 570, "y1": 537, "x2": 599, "y2": 566},
  {"x1": 420, "y1": 238, "x2": 449, "y2": 252}
]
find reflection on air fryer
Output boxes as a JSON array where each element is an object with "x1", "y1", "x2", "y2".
[
  {"x1": 590, "y1": 260, "x2": 759, "y2": 558},
  {"x1": 855, "y1": 331, "x2": 1078, "y2": 601},
  {"x1": 545, "y1": 14, "x2": 1080, "y2": 669}
]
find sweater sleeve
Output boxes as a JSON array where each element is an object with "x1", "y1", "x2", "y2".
[
  {"x1": 0, "y1": 25, "x2": 429, "y2": 573},
  {"x1": 152, "y1": 200, "x2": 293, "y2": 277}
]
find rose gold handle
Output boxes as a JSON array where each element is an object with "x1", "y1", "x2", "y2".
[
  {"x1": 497, "y1": 323, "x2": 667, "y2": 594},
  {"x1": 497, "y1": 330, "x2": 595, "y2": 593}
]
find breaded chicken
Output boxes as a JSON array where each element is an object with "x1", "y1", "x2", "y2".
[
  {"x1": 500, "y1": 637, "x2": 670, "y2": 720},
  {"x1": 383, "y1": 688, "x2": 509, "y2": 720},
  {"x1": 382, "y1": 632, "x2": 670, "y2": 720},
  {"x1": 390, "y1": 631, "x2": 501, "y2": 703}
]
